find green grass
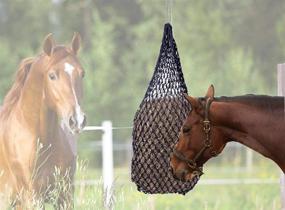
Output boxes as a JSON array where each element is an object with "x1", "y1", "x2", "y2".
[
  {"x1": 70, "y1": 158, "x2": 282, "y2": 210},
  {"x1": 72, "y1": 178, "x2": 280, "y2": 210}
]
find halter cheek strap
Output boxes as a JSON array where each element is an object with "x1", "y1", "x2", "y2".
[{"x1": 172, "y1": 97, "x2": 218, "y2": 177}]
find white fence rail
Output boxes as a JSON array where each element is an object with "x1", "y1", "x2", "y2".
[{"x1": 75, "y1": 178, "x2": 279, "y2": 186}]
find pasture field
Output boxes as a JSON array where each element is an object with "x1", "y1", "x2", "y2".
[
  {"x1": 71, "y1": 181, "x2": 280, "y2": 210},
  {"x1": 45, "y1": 158, "x2": 281, "y2": 210}
]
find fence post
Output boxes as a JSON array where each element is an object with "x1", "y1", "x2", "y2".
[
  {"x1": 277, "y1": 64, "x2": 285, "y2": 210},
  {"x1": 246, "y1": 148, "x2": 253, "y2": 171},
  {"x1": 102, "y1": 121, "x2": 114, "y2": 209}
]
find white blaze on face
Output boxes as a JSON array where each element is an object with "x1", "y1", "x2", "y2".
[
  {"x1": 64, "y1": 62, "x2": 85, "y2": 131},
  {"x1": 64, "y1": 62, "x2": 75, "y2": 76}
]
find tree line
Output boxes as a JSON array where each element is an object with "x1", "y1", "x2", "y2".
[{"x1": 0, "y1": 0, "x2": 284, "y2": 132}]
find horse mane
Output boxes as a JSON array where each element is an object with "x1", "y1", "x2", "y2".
[
  {"x1": 215, "y1": 95, "x2": 284, "y2": 111},
  {"x1": 1, "y1": 57, "x2": 35, "y2": 116},
  {"x1": 198, "y1": 95, "x2": 284, "y2": 112}
]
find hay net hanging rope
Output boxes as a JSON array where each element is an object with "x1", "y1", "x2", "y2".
[{"x1": 131, "y1": 23, "x2": 199, "y2": 194}]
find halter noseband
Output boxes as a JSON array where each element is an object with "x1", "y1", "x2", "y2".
[{"x1": 172, "y1": 97, "x2": 218, "y2": 177}]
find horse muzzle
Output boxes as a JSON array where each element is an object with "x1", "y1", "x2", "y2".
[
  {"x1": 172, "y1": 167, "x2": 203, "y2": 182},
  {"x1": 68, "y1": 110, "x2": 87, "y2": 134}
]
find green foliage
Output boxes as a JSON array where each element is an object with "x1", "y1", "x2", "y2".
[
  {"x1": 81, "y1": 11, "x2": 116, "y2": 125},
  {"x1": 214, "y1": 48, "x2": 268, "y2": 96},
  {"x1": 0, "y1": 0, "x2": 283, "y2": 132}
]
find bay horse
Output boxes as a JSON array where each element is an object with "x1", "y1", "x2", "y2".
[
  {"x1": 170, "y1": 85, "x2": 285, "y2": 181},
  {"x1": 0, "y1": 33, "x2": 86, "y2": 209}
]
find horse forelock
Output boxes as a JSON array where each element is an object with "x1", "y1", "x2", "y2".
[{"x1": 48, "y1": 46, "x2": 75, "y2": 67}]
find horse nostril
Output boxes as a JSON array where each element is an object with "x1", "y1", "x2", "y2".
[
  {"x1": 69, "y1": 116, "x2": 77, "y2": 129},
  {"x1": 81, "y1": 114, "x2": 87, "y2": 129},
  {"x1": 170, "y1": 167, "x2": 174, "y2": 175},
  {"x1": 174, "y1": 169, "x2": 188, "y2": 181}
]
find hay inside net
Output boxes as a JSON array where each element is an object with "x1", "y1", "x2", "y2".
[{"x1": 131, "y1": 23, "x2": 199, "y2": 194}]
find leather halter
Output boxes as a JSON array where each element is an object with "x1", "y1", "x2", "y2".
[{"x1": 172, "y1": 97, "x2": 218, "y2": 176}]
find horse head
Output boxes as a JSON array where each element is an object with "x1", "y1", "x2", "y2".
[
  {"x1": 41, "y1": 33, "x2": 86, "y2": 134},
  {"x1": 170, "y1": 85, "x2": 227, "y2": 181}
]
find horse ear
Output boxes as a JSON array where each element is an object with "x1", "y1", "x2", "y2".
[
  {"x1": 71, "y1": 32, "x2": 81, "y2": 54},
  {"x1": 43, "y1": 33, "x2": 55, "y2": 56},
  {"x1": 205, "y1": 84, "x2": 215, "y2": 99},
  {"x1": 184, "y1": 93, "x2": 199, "y2": 108}
]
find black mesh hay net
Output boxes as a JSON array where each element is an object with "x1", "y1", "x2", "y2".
[{"x1": 131, "y1": 23, "x2": 199, "y2": 194}]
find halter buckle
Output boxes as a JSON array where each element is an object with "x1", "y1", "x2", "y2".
[
  {"x1": 186, "y1": 160, "x2": 197, "y2": 169},
  {"x1": 203, "y1": 120, "x2": 210, "y2": 133}
]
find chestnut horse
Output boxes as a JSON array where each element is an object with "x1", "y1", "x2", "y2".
[
  {"x1": 0, "y1": 33, "x2": 86, "y2": 209},
  {"x1": 170, "y1": 85, "x2": 285, "y2": 181}
]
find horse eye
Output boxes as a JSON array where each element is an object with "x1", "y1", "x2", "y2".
[
  {"x1": 81, "y1": 71, "x2": 85, "y2": 78},
  {"x1": 49, "y1": 72, "x2": 57, "y2": 80},
  {"x1": 182, "y1": 127, "x2": 191, "y2": 133}
]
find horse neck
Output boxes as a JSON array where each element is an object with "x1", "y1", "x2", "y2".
[
  {"x1": 210, "y1": 98, "x2": 285, "y2": 170},
  {"x1": 39, "y1": 105, "x2": 60, "y2": 145}
]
